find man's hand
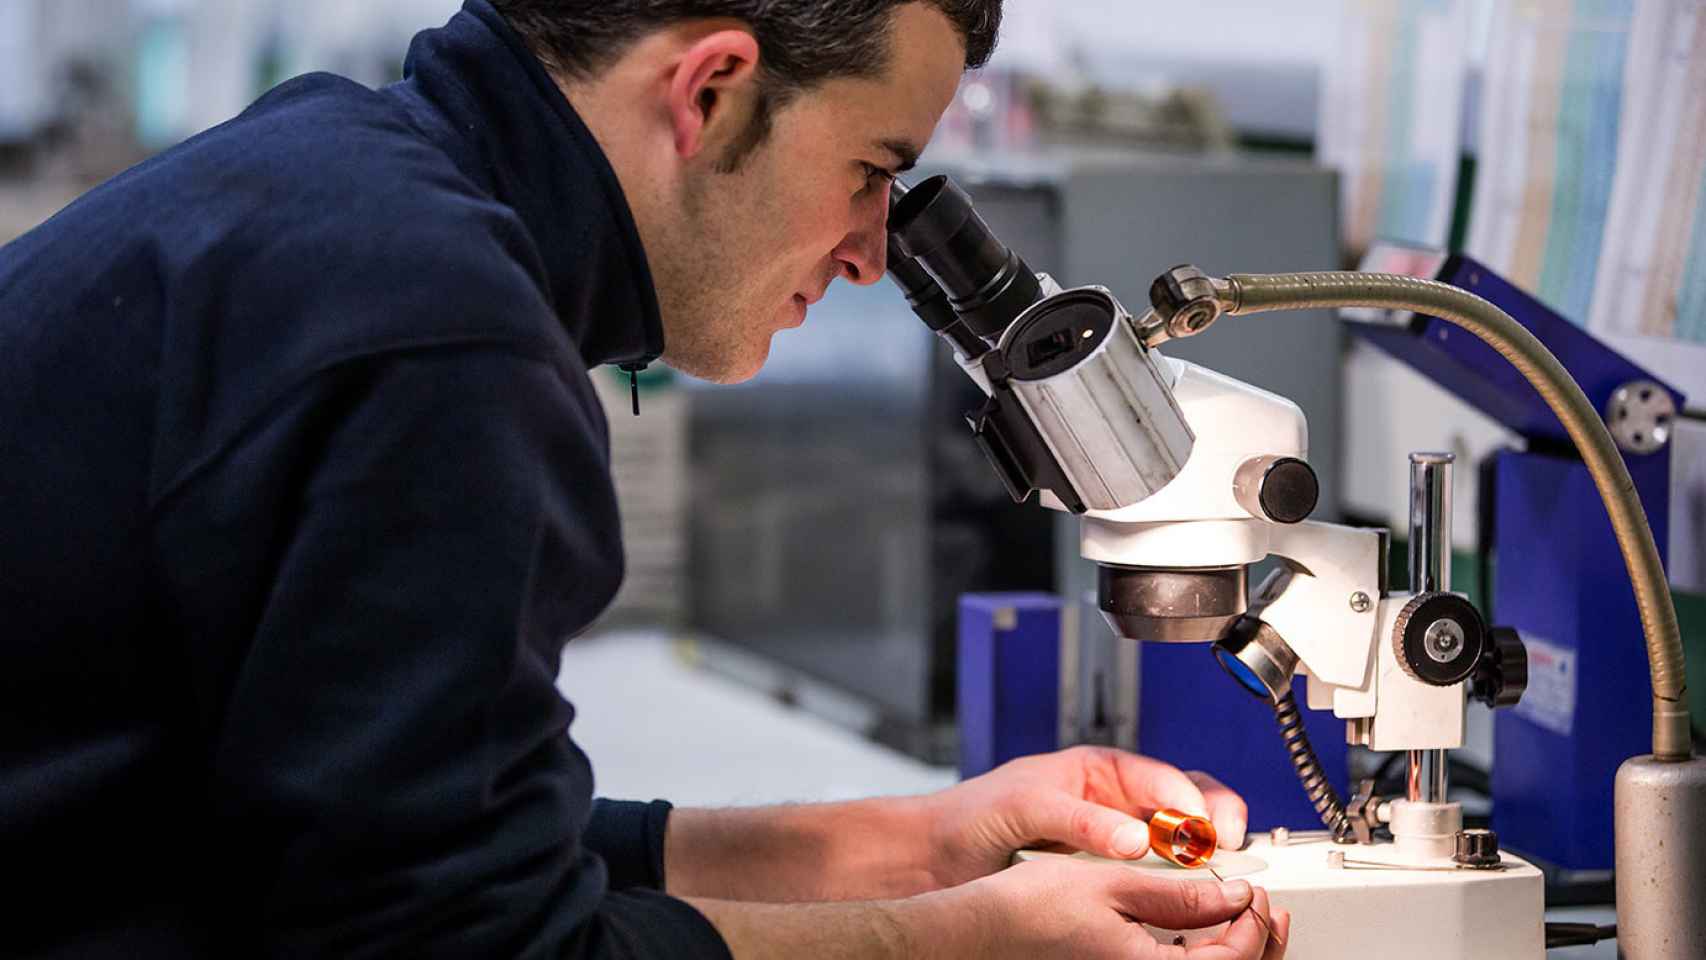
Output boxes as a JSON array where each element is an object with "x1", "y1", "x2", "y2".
[
  {"x1": 689, "y1": 858, "x2": 1289, "y2": 960},
  {"x1": 917, "y1": 858, "x2": 1287, "y2": 960},
  {"x1": 921, "y1": 745, "x2": 1249, "y2": 887}
]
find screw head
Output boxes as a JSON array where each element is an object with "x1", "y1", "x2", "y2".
[
  {"x1": 1393, "y1": 593, "x2": 1486, "y2": 686},
  {"x1": 1349, "y1": 592, "x2": 1372, "y2": 613},
  {"x1": 1423, "y1": 618, "x2": 1465, "y2": 663},
  {"x1": 1606, "y1": 379, "x2": 1677, "y2": 455}
]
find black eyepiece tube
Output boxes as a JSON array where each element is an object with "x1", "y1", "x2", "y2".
[
  {"x1": 886, "y1": 235, "x2": 955, "y2": 331},
  {"x1": 885, "y1": 183, "x2": 988, "y2": 358},
  {"x1": 887, "y1": 175, "x2": 1043, "y2": 342}
]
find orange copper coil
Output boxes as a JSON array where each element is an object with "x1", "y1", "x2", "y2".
[{"x1": 1148, "y1": 808, "x2": 1217, "y2": 868}]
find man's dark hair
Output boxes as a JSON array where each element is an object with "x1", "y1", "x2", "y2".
[{"x1": 492, "y1": 0, "x2": 1002, "y2": 170}]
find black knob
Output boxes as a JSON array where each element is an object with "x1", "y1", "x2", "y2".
[
  {"x1": 1453, "y1": 828, "x2": 1501, "y2": 868},
  {"x1": 1392, "y1": 593, "x2": 1487, "y2": 687},
  {"x1": 1471, "y1": 627, "x2": 1529, "y2": 709},
  {"x1": 1259, "y1": 458, "x2": 1319, "y2": 524}
]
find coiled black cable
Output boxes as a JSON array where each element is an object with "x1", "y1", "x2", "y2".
[{"x1": 1272, "y1": 689, "x2": 1356, "y2": 842}]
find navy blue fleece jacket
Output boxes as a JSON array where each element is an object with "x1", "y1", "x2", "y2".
[{"x1": 0, "y1": 3, "x2": 730, "y2": 957}]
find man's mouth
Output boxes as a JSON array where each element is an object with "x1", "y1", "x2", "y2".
[{"x1": 787, "y1": 279, "x2": 833, "y2": 328}]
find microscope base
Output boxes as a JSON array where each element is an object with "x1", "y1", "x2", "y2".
[{"x1": 1017, "y1": 835, "x2": 1544, "y2": 958}]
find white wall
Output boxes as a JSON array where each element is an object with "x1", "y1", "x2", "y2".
[{"x1": 0, "y1": 3, "x2": 43, "y2": 139}]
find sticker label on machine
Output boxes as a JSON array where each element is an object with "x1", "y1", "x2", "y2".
[{"x1": 1513, "y1": 635, "x2": 1576, "y2": 736}]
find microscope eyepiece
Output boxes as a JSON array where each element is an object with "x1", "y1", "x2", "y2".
[
  {"x1": 889, "y1": 175, "x2": 1042, "y2": 341},
  {"x1": 884, "y1": 174, "x2": 1193, "y2": 516},
  {"x1": 885, "y1": 182, "x2": 985, "y2": 358},
  {"x1": 885, "y1": 237, "x2": 957, "y2": 329}
]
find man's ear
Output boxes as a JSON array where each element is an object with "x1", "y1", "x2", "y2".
[{"x1": 666, "y1": 28, "x2": 761, "y2": 159}]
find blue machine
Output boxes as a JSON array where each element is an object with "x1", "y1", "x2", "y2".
[
  {"x1": 1347, "y1": 246, "x2": 1683, "y2": 871},
  {"x1": 957, "y1": 593, "x2": 1063, "y2": 780},
  {"x1": 958, "y1": 593, "x2": 1349, "y2": 830}
]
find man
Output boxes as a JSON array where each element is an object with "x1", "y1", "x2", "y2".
[{"x1": 0, "y1": 1, "x2": 1289, "y2": 956}]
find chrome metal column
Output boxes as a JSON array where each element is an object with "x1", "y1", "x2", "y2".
[
  {"x1": 1408, "y1": 452, "x2": 1454, "y2": 803},
  {"x1": 1407, "y1": 747, "x2": 1448, "y2": 803}
]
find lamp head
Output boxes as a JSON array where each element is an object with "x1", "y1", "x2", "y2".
[{"x1": 1212, "y1": 615, "x2": 1300, "y2": 702}]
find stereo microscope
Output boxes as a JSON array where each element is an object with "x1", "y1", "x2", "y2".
[{"x1": 884, "y1": 176, "x2": 1704, "y2": 959}]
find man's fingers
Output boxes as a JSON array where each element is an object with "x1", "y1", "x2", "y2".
[
  {"x1": 1213, "y1": 885, "x2": 1274, "y2": 959},
  {"x1": 1160, "y1": 885, "x2": 1283, "y2": 960},
  {"x1": 1026, "y1": 793, "x2": 1152, "y2": 858},
  {"x1": 1185, "y1": 770, "x2": 1249, "y2": 849},
  {"x1": 1075, "y1": 748, "x2": 1210, "y2": 819},
  {"x1": 1108, "y1": 875, "x2": 1252, "y2": 930},
  {"x1": 1263, "y1": 907, "x2": 1291, "y2": 960}
]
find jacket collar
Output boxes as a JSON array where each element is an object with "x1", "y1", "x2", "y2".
[{"x1": 384, "y1": 0, "x2": 664, "y2": 369}]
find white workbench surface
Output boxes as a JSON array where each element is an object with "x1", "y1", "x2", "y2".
[{"x1": 557, "y1": 630, "x2": 956, "y2": 805}]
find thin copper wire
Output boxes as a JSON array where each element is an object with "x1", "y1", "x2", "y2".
[
  {"x1": 1206, "y1": 864, "x2": 1283, "y2": 947},
  {"x1": 1148, "y1": 809, "x2": 1284, "y2": 947}
]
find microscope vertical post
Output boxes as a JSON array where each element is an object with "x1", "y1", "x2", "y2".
[{"x1": 1408, "y1": 452, "x2": 1454, "y2": 804}]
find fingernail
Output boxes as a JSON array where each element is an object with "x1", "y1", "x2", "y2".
[
  {"x1": 1111, "y1": 822, "x2": 1145, "y2": 856},
  {"x1": 1221, "y1": 880, "x2": 1252, "y2": 905}
]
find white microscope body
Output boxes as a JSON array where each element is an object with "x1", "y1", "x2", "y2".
[
  {"x1": 949, "y1": 278, "x2": 1544, "y2": 956},
  {"x1": 1057, "y1": 353, "x2": 1545, "y2": 959},
  {"x1": 887, "y1": 176, "x2": 1548, "y2": 957}
]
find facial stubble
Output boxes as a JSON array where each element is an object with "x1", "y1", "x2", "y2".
[{"x1": 652, "y1": 159, "x2": 785, "y2": 384}]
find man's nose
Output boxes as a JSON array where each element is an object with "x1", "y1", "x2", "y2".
[{"x1": 832, "y1": 184, "x2": 891, "y2": 286}]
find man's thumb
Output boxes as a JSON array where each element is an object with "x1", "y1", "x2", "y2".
[{"x1": 1111, "y1": 877, "x2": 1253, "y2": 930}]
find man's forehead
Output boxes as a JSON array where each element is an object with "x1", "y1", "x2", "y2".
[
  {"x1": 882, "y1": 4, "x2": 968, "y2": 119},
  {"x1": 793, "y1": 5, "x2": 964, "y2": 159},
  {"x1": 803, "y1": 76, "x2": 945, "y2": 163}
]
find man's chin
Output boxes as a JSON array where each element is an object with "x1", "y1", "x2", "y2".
[{"x1": 660, "y1": 340, "x2": 771, "y2": 385}]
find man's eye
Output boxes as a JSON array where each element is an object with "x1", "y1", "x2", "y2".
[{"x1": 860, "y1": 163, "x2": 894, "y2": 189}]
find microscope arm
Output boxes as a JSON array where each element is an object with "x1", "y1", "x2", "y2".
[{"x1": 1255, "y1": 521, "x2": 1384, "y2": 695}]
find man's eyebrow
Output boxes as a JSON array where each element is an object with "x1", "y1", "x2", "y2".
[{"x1": 876, "y1": 138, "x2": 921, "y2": 173}]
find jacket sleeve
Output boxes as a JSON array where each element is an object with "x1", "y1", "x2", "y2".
[
  {"x1": 585, "y1": 799, "x2": 676, "y2": 891},
  {"x1": 155, "y1": 344, "x2": 731, "y2": 960}
]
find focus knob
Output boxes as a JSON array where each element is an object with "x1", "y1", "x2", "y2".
[
  {"x1": 1392, "y1": 593, "x2": 1486, "y2": 686},
  {"x1": 1234, "y1": 456, "x2": 1320, "y2": 525},
  {"x1": 1472, "y1": 626, "x2": 1529, "y2": 709}
]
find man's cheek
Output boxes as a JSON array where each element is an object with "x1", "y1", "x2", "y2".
[{"x1": 785, "y1": 206, "x2": 846, "y2": 261}]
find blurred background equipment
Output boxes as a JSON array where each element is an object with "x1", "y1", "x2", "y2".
[
  {"x1": 685, "y1": 259, "x2": 1058, "y2": 759},
  {"x1": 592, "y1": 368, "x2": 692, "y2": 631},
  {"x1": 1022, "y1": 77, "x2": 1234, "y2": 152}
]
